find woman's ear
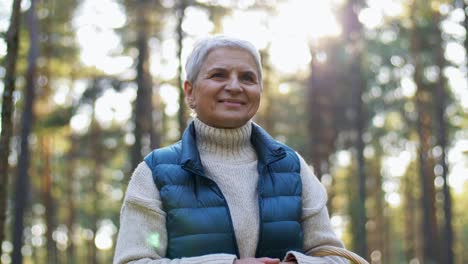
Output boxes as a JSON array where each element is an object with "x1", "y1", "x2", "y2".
[{"x1": 183, "y1": 80, "x2": 195, "y2": 109}]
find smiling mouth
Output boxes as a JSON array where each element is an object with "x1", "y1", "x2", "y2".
[{"x1": 219, "y1": 99, "x2": 245, "y2": 105}]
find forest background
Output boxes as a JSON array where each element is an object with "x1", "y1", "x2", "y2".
[{"x1": 0, "y1": 0, "x2": 467, "y2": 263}]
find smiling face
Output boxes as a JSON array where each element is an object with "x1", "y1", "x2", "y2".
[{"x1": 184, "y1": 47, "x2": 262, "y2": 128}]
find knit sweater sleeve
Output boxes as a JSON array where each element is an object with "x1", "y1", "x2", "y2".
[
  {"x1": 113, "y1": 162, "x2": 237, "y2": 264},
  {"x1": 283, "y1": 154, "x2": 348, "y2": 264}
]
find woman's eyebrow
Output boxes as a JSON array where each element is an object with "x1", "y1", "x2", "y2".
[
  {"x1": 206, "y1": 67, "x2": 227, "y2": 73},
  {"x1": 240, "y1": 70, "x2": 258, "y2": 78},
  {"x1": 242, "y1": 70, "x2": 256, "y2": 75},
  {"x1": 205, "y1": 67, "x2": 257, "y2": 77}
]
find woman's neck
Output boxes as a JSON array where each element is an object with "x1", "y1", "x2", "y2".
[{"x1": 194, "y1": 118, "x2": 256, "y2": 163}]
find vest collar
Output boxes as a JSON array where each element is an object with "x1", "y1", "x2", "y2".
[
  {"x1": 250, "y1": 122, "x2": 286, "y2": 165},
  {"x1": 180, "y1": 121, "x2": 286, "y2": 174},
  {"x1": 180, "y1": 122, "x2": 205, "y2": 176}
]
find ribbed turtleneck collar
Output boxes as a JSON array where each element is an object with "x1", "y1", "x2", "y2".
[{"x1": 194, "y1": 118, "x2": 257, "y2": 163}]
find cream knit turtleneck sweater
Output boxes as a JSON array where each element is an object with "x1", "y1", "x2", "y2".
[{"x1": 113, "y1": 118, "x2": 347, "y2": 264}]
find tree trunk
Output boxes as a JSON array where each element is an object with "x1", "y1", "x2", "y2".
[
  {"x1": 308, "y1": 55, "x2": 324, "y2": 180},
  {"x1": 308, "y1": 42, "x2": 338, "y2": 172},
  {"x1": 403, "y1": 163, "x2": 423, "y2": 262},
  {"x1": 433, "y1": 10, "x2": 454, "y2": 264},
  {"x1": 308, "y1": 49, "x2": 335, "y2": 179},
  {"x1": 258, "y1": 49, "x2": 274, "y2": 134},
  {"x1": 89, "y1": 120, "x2": 103, "y2": 264},
  {"x1": 402, "y1": 170, "x2": 416, "y2": 262},
  {"x1": 41, "y1": 137, "x2": 57, "y2": 264},
  {"x1": 381, "y1": 189, "x2": 392, "y2": 263},
  {"x1": 308, "y1": 40, "x2": 345, "y2": 218},
  {"x1": 66, "y1": 134, "x2": 77, "y2": 264},
  {"x1": 410, "y1": 3, "x2": 440, "y2": 263},
  {"x1": 367, "y1": 147, "x2": 385, "y2": 264},
  {"x1": 342, "y1": 0, "x2": 367, "y2": 258},
  {"x1": 0, "y1": 0, "x2": 23, "y2": 249},
  {"x1": 131, "y1": 1, "x2": 159, "y2": 171},
  {"x1": 350, "y1": 50, "x2": 368, "y2": 261},
  {"x1": 11, "y1": 1, "x2": 39, "y2": 263},
  {"x1": 414, "y1": 46, "x2": 440, "y2": 264},
  {"x1": 176, "y1": 0, "x2": 188, "y2": 136}
]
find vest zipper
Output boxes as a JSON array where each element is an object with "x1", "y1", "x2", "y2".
[
  {"x1": 255, "y1": 164, "x2": 271, "y2": 257},
  {"x1": 185, "y1": 164, "x2": 240, "y2": 258},
  {"x1": 208, "y1": 179, "x2": 241, "y2": 258}
]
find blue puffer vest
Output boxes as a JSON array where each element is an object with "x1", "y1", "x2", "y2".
[{"x1": 144, "y1": 122, "x2": 303, "y2": 259}]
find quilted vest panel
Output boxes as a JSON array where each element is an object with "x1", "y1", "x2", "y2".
[
  {"x1": 144, "y1": 122, "x2": 303, "y2": 259},
  {"x1": 255, "y1": 155, "x2": 303, "y2": 257}
]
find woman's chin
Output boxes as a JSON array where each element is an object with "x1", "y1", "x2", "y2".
[{"x1": 207, "y1": 117, "x2": 249, "y2": 129}]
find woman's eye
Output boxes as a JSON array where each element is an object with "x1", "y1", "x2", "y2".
[
  {"x1": 210, "y1": 73, "x2": 224, "y2": 78},
  {"x1": 241, "y1": 74, "x2": 255, "y2": 83}
]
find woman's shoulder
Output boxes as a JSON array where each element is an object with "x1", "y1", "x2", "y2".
[
  {"x1": 144, "y1": 140, "x2": 183, "y2": 167},
  {"x1": 295, "y1": 152, "x2": 328, "y2": 209},
  {"x1": 126, "y1": 162, "x2": 159, "y2": 198}
]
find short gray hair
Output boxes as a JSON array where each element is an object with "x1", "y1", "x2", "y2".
[{"x1": 185, "y1": 36, "x2": 262, "y2": 85}]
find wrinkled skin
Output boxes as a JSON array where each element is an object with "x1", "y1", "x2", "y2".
[{"x1": 184, "y1": 47, "x2": 262, "y2": 128}]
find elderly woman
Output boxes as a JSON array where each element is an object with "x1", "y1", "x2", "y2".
[{"x1": 114, "y1": 36, "x2": 356, "y2": 264}]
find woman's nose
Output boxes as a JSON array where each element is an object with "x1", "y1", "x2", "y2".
[{"x1": 224, "y1": 76, "x2": 242, "y2": 92}]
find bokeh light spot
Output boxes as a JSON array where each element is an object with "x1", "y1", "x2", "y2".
[{"x1": 147, "y1": 233, "x2": 160, "y2": 248}]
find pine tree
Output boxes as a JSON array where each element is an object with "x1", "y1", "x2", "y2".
[
  {"x1": 0, "y1": 0, "x2": 23, "y2": 249},
  {"x1": 12, "y1": 0, "x2": 39, "y2": 262}
]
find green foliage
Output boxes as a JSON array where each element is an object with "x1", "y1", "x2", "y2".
[{"x1": 36, "y1": 106, "x2": 73, "y2": 129}]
